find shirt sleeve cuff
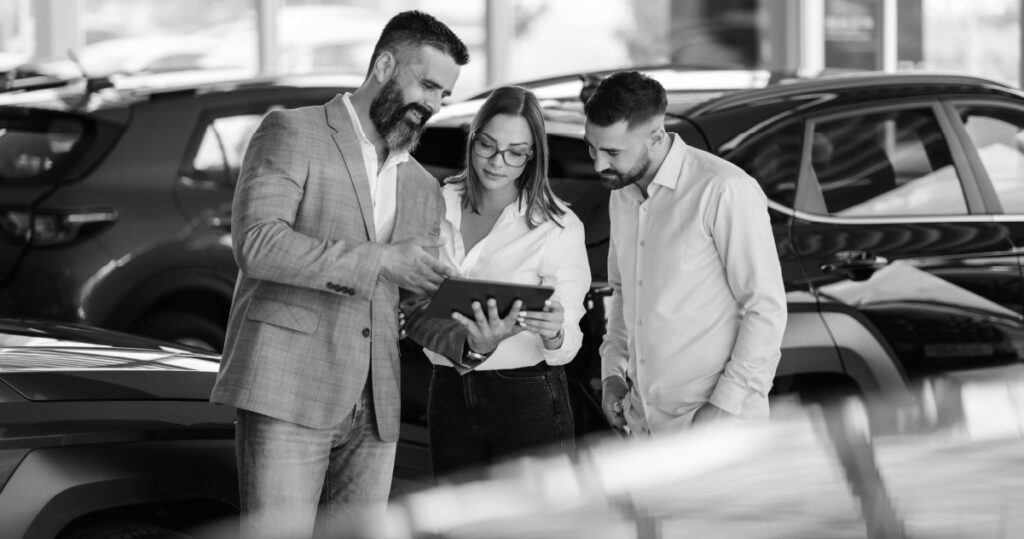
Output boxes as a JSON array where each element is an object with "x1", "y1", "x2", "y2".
[{"x1": 708, "y1": 377, "x2": 750, "y2": 415}]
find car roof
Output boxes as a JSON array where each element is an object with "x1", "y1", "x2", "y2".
[
  {"x1": 683, "y1": 71, "x2": 1023, "y2": 116},
  {"x1": 0, "y1": 71, "x2": 364, "y2": 113},
  {"x1": 466, "y1": 64, "x2": 801, "y2": 101},
  {"x1": 432, "y1": 71, "x2": 1024, "y2": 143}
]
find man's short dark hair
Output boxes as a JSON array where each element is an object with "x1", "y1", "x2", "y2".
[
  {"x1": 584, "y1": 71, "x2": 667, "y2": 129},
  {"x1": 370, "y1": 10, "x2": 470, "y2": 71}
]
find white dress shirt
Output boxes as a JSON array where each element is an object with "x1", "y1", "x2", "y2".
[
  {"x1": 341, "y1": 93, "x2": 406, "y2": 242},
  {"x1": 424, "y1": 182, "x2": 592, "y2": 370},
  {"x1": 600, "y1": 134, "x2": 787, "y2": 433}
]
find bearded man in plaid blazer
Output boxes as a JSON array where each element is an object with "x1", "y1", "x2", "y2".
[{"x1": 210, "y1": 11, "x2": 469, "y2": 538}]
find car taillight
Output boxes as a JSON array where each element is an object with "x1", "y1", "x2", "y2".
[
  {"x1": 0, "y1": 208, "x2": 117, "y2": 246},
  {"x1": 0, "y1": 449, "x2": 29, "y2": 492}
]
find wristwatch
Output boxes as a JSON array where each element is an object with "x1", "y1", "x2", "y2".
[{"x1": 463, "y1": 345, "x2": 493, "y2": 364}]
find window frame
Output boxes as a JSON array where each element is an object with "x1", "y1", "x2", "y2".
[
  {"x1": 943, "y1": 98, "x2": 1024, "y2": 216},
  {"x1": 177, "y1": 89, "x2": 339, "y2": 189},
  {"x1": 794, "y1": 100, "x2": 987, "y2": 219}
]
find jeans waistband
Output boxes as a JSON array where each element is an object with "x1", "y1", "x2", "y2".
[{"x1": 433, "y1": 362, "x2": 558, "y2": 376}]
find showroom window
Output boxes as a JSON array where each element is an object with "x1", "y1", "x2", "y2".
[
  {"x1": 956, "y1": 105, "x2": 1024, "y2": 214},
  {"x1": 808, "y1": 107, "x2": 967, "y2": 217}
]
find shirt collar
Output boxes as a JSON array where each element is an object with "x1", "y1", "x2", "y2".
[
  {"x1": 649, "y1": 133, "x2": 688, "y2": 191},
  {"x1": 341, "y1": 93, "x2": 410, "y2": 166}
]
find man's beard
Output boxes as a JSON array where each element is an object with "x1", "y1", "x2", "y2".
[
  {"x1": 599, "y1": 151, "x2": 653, "y2": 190},
  {"x1": 370, "y1": 77, "x2": 432, "y2": 154}
]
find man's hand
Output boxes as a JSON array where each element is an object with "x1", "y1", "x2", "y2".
[
  {"x1": 692, "y1": 402, "x2": 737, "y2": 425},
  {"x1": 451, "y1": 298, "x2": 523, "y2": 355},
  {"x1": 601, "y1": 375, "x2": 629, "y2": 434},
  {"x1": 380, "y1": 236, "x2": 454, "y2": 296}
]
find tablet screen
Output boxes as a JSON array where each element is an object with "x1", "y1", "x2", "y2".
[{"x1": 422, "y1": 277, "x2": 554, "y2": 319}]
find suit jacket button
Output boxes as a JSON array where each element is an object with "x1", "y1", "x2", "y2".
[{"x1": 361, "y1": 328, "x2": 371, "y2": 338}]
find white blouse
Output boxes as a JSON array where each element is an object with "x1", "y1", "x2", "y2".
[{"x1": 424, "y1": 182, "x2": 592, "y2": 370}]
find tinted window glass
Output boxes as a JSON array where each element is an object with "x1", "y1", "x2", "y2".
[
  {"x1": 0, "y1": 113, "x2": 91, "y2": 184},
  {"x1": 413, "y1": 125, "x2": 468, "y2": 181},
  {"x1": 192, "y1": 113, "x2": 265, "y2": 185},
  {"x1": 728, "y1": 122, "x2": 803, "y2": 209},
  {"x1": 957, "y1": 105, "x2": 1024, "y2": 213},
  {"x1": 811, "y1": 108, "x2": 966, "y2": 216}
]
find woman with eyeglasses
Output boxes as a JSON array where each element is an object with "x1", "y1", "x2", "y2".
[{"x1": 403, "y1": 85, "x2": 591, "y2": 476}]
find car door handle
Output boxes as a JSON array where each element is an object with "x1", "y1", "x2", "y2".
[{"x1": 821, "y1": 250, "x2": 889, "y2": 274}]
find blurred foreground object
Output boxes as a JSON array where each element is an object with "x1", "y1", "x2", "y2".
[{"x1": 381, "y1": 366, "x2": 1024, "y2": 539}]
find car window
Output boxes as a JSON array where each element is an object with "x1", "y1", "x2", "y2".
[
  {"x1": 956, "y1": 105, "x2": 1024, "y2": 213},
  {"x1": 413, "y1": 125, "x2": 468, "y2": 181},
  {"x1": 0, "y1": 113, "x2": 90, "y2": 184},
  {"x1": 808, "y1": 108, "x2": 967, "y2": 217},
  {"x1": 728, "y1": 122, "x2": 803, "y2": 210},
  {"x1": 191, "y1": 113, "x2": 266, "y2": 185}
]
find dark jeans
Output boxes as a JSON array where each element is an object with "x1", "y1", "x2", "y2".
[{"x1": 428, "y1": 363, "x2": 575, "y2": 477}]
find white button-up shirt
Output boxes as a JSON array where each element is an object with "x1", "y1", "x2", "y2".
[
  {"x1": 600, "y1": 134, "x2": 787, "y2": 433},
  {"x1": 341, "y1": 93, "x2": 406, "y2": 242},
  {"x1": 424, "y1": 183, "x2": 592, "y2": 370}
]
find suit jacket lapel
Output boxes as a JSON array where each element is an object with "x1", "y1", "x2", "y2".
[{"x1": 325, "y1": 94, "x2": 376, "y2": 242}]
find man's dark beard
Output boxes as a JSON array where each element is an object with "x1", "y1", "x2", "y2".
[
  {"x1": 599, "y1": 151, "x2": 652, "y2": 190},
  {"x1": 370, "y1": 77, "x2": 432, "y2": 153}
]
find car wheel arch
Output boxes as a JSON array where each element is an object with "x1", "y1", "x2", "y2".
[
  {"x1": 8, "y1": 443, "x2": 237, "y2": 539},
  {"x1": 104, "y1": 271, "x2": 233, "y2": 347}
]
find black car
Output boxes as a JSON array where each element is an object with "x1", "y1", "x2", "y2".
[
  {"x1": 412, "y1": 71, "x2": 1024, "y2": 434},
  {"x1": 0, "y1": 317, "x2": 433, "y2": 538},
  {"x1": 0, "y1": 318, "x2": 235, "y2": 538},
  {"x1": 0, "y1": 72, "x2": 362, "y2": 351}
]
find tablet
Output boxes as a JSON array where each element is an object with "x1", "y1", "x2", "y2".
[{"x1": 422, "y1": 277, "x2": 554, "y2": 319}]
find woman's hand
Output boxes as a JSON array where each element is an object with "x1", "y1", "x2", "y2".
[
  {"x1": 451, "y1": 298, "x2": 524, "y2": 354},
  {"x1": 517, "y1": 299, "x2": 565, "y2": 350}
]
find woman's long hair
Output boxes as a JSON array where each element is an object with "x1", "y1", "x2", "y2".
[{"x1": 449, "y1": 86, "x2": 566, "y2": 228}]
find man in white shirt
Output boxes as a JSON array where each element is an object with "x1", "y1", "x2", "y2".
[{"x1": 583, "y1": 71, "x2": 787, "y2": 435}]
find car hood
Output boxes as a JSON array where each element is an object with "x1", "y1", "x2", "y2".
[
  {"x1": 0, "y1": 345, "x2": 220, "y2": 401},
  {"x1": 0, "y1": 345, "x2": 219, "y2": 371}
]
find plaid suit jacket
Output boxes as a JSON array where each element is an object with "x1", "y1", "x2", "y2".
[{"x1": 210, "y1": 94, "x2": 444, "y2": 441}]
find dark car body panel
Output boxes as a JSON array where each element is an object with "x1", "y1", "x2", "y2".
[{"x1": 0, "y1": 317, "x2": 435, "y2": 537}]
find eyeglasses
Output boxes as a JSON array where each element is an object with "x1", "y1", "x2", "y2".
[{"x1": 472, "y1": 134, "x2": 533, "y2": 167}]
